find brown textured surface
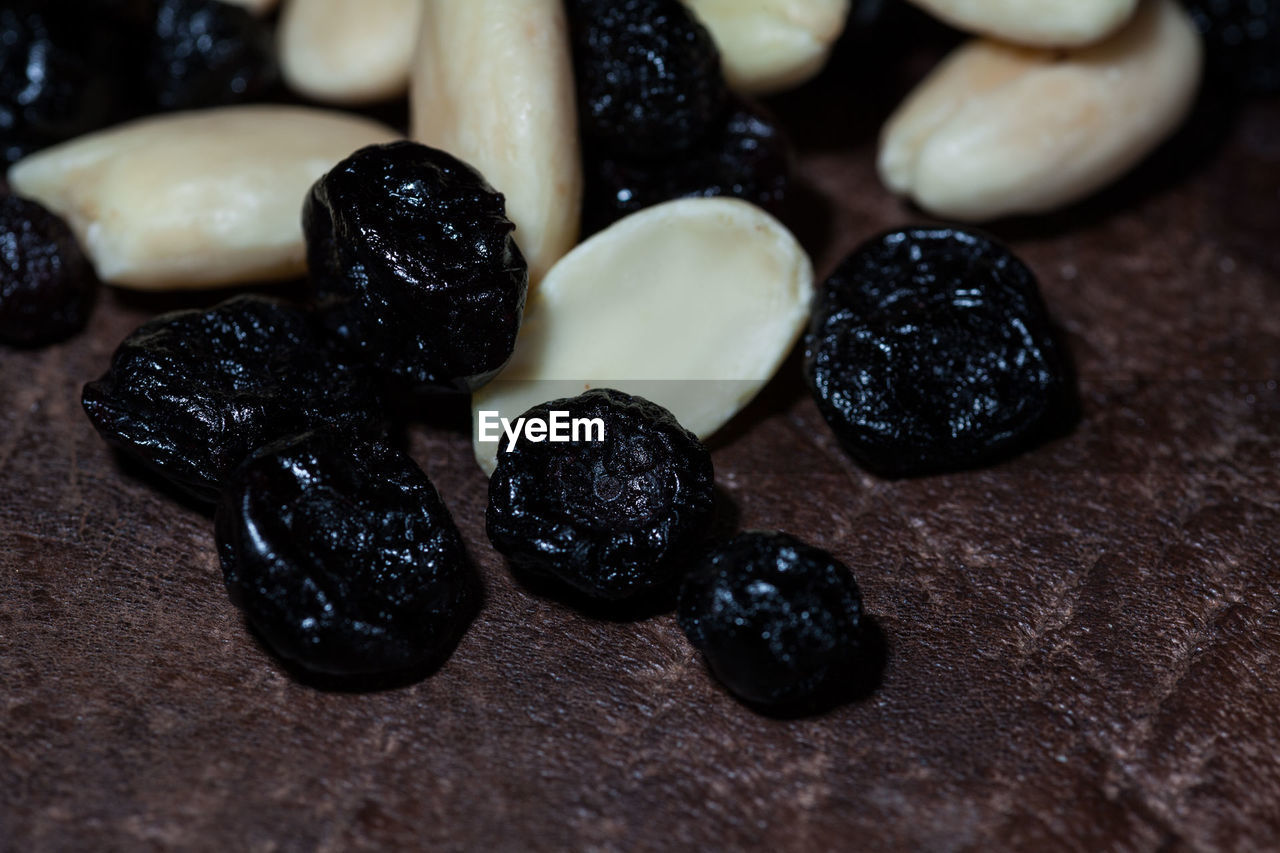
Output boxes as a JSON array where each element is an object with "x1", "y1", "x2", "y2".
[{"x1": 3, "y1": 29, "x2": 1280, "y2": 853}]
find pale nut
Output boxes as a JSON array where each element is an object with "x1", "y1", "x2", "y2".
[
  {"x1": 411, "y1": 0, "x2": 582, "y2": 284},
  {"x1": 279, "y1": 0, "x2": 421, "y2": 104},
  {"x1": 904, "y1": 0, "x2": 1138, "y2": 47},
  {"x1": 7, "y1": 106, "x2": 399, "y2": 290},
  {"x1": 878, "y1": 0, "x2": 1202, "y2": 222},
  {"x1": 471, "y1": 198, "x2": 814, "y2": 475},
  {"x1": 222, "y1": 0, "x2": 279, "y2": 14},
  {"x1": 682, "y1": 0, "x2": 851, "y2": 95}
]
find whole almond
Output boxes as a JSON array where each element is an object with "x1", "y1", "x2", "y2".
[
  {"x1": 879, "y1": 0, "x2": 1202, "y2": 222},
  {"x1": 471, "y1": 198, "x2": 813, "y2": 475},
  {"x1": 904, "y1": 0, "x2": 1138, "y2": 47},
  {"x1": 411, "y1": 0, "x2": 582, "y2": 285},
  {"x1": 7, "y1": 106, "x2": 399, "y2": 290},
  {"x1": 279, "y1": 0, "x2": 421, "y2": 104},
  {"x1": 683, "y1": 0, "x2": 851, "y2": 95}
]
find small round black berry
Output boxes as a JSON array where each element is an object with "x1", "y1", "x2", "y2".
[
  {"x1": 146, "y1": 0, "x2": 278, "y2": 111},
  {"x1": 678, "y1": 531, "x2": 865, "y2": 708},
  {"x1": 584, "y1": 98, "x2": 792, "y2": 231},
  {"x1": 487, "y1": 389, "x2": 715, "y2": 602},
  {"x1": 304, "y1": 141, "x2": 528, "y2": 391},
  {"x1": 568, "y1": 0, "x2": 728, "y2": 159},
  {"x1": 804, "y1": 226, "x2": 1071, "y2": 478},
  {"x1": 0, "y1": 194, "x2": 95, "y2": 347},
  {"x1": 216, "y1": 432, "x2": 476, "y2": 677},
  {"x1": 82, "y1": 295, "x2": 383, "y2": 502}
]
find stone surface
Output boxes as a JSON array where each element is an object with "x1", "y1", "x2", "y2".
[{"x1": 2, "y1": 27, "x2": 1279, "y2": 851}]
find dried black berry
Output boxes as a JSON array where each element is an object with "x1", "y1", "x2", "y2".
[
  {"x1": 304, "y1": 141, "x2": 528, "y2": 391},
  {"x1": 146, "y1": 0, "x2": 278, "y2": 111},
  {"x1": 216, "y1": 431, "x2": 475, "y2": 677},
  {"x1": 678, "y1": 531, "x2": 864, "y2": 708},
  {"x1": 0, "y1": 195, "x2": 95, "y2": 347},
  {"x1": 1184, "y1": 0, "x2": 1280, "y2": 94},
  {"x1": 0, "y1": 0, "x2": 134, "y2": 164},
  {"x1": 804, "y1": 227, "x2": 1070, "y2": 478},
  {"x1": 82, "y1": 295, "x2": 383, "y2": 502},
  {"x1": 584, "y1": 99, "x2": 792, "y2": 231},
  {"x1": 568, "y1": 0, "x2": 728, "y2": 159},
  {"x1": 487, "y1": 389, "x2": 715, "y2": 602}
]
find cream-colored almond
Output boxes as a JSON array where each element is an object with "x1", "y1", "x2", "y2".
[
  {"x1": 411, "y1": 0, "x2": 582, "y2": 284},
  {"x1": 223, "y1": 0, "x2": 279, "y2": 14},
  {"x1": 279, "y1": 0, "x2": 421, "y2": 104},
  {"x1": 879, "y1": 0, "x2": 1201, "y2": 222},
  {"x1": 683, "y1": 0, "x2": 850, "y2": 95},
  {"x1": 905, "y1": 0, "x2": 1138, "y2": 47},
  {"x1": 471, "y1": 198, "x2": 813, "y2": 475},
  {"x1": 7, "y1": 106, "x2": 399, "y2": 290}
]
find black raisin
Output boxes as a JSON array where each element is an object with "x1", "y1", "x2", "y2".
[
  {"x1": 568, "y1": 0, "x2": 728, "y2": 159},
  {"x1": 304, "y1": 141, "x2": 528, "y2": 391},
  {"x1": 0, "y1": 0, "x2": 134, "y2": 164},
  {"x1": 678, "y1": 531, "x2": 865, "y2": 708},
  {"x1": 583, "y1": 98, "x2": 792, "y2": 231},
  {"x1": 216, "y1": 431, "x2": 476, "y2": 677},
  {"x1": 146, "y1": 0, "x2": 278, "y2": 111},
  {"x1": 0, "y1": 194, "x2": 95, "y2": 347},
  {"x1": 486, "y1": 389, "x2": 715, "y2": 602},
  {"x1": 1184, "y1": 0, "x2": 1280, "y2": 94},
  {"x1": 82, "y1": 295, "x2": 383, "y2": 502},
  {"x1": 804, "y1": 227, "x2": 1070, "y2": 478}
]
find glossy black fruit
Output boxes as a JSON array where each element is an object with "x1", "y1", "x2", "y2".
[
  {"x1": 678, "y1": 531, "x2": 865, "y2": 708},
  {"x1": 1185, "y1": 0, "x2": 1280, "y2": 94},
  {"x1": 487, "y1": 389, "x2": 715, "y2": 602},
  {"x1": 584, "y1": 99, "x2": 792, "y2": 231},
  {"x1": 217, "y1": 431, "x2": 475, "y2": 677},
  {"x1": 804, "y1": 227, "x2": 1070, "y2": 478},
  {"x1": 568, "y1": 0, "x2": 728, "y2": 159},
  {"x1": 0, "y1": 0, "x2": 134, "y2": 164},
  {"x1": 146, "y1": 0, "x2": 278, "y2": 111},
  {"x1": 304, "y1": 141, "x2": 528, "y2": 391},
  {"x1": 0, "y1": 195, "x2": 95, "y2": 347},
  {"x1": 82, "y1": 295, "x2": 383, "y2": 502}
]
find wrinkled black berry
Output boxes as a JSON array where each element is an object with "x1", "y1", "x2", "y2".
[
  {"x1": 216, "y1": 432, "x2": 475, "y2": 677},
  {"x1": 146, "y1": 0, "x2": 278, "y2": 111},
  {"x1": 0, "y1": 195, "x2": 95, "y2": 347},
  {"x1": 82, "y1": 295, "x2": 383, "y2": 502},
  {"x1": 804, "y1": 227, "x2": 1070, "y2": 478},
  {"x1": 487, "y1": 389, "x2": 715, "y2": 602},
  {"x1": 0, "y1": 0, "x2": 134, "y2": 164},
  {"x1": 1185, "y1": 0, "x2": 1280, "y2": 94},
  {"x1": 678, "y1": 531, "x2": 864, "y2": 708},
  {"x1": 568, "y1": 0, "x2": 728, "y2": 159},
  {"x1": 304, "y1": 141, "x2": 528, "y2": 391},
  {"x1": 584, "y1": 99, "x2": 792, "y2": 231}
]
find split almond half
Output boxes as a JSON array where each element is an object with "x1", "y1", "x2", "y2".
[
  {"x1": 682, "y1": 0, "x2": 851, "y2": 95},
  {"x1": 279, "y1": 0, "x2": 421, "y2": 104},
  {"x1": 411, "y1": 0, "x2": 582, "y2": 284},
  {"x1": 904, "y1": 0, "x2": 1138, "y2": 48},
  {"x1": 471, "y1": 198, "x2": 814, "y2": 475},
  {"x1": 878, "y1": 0, "x2": 1202, "y2": 222},
  {"x1": 7, "y1": 106, "x2": 400, "y2": 290}
]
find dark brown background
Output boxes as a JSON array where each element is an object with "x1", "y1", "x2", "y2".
[{"x1": 3, "y1": 15, "x2": 1279, "y2": 852}]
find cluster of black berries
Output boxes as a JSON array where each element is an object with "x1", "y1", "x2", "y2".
[
  {"x1": 83, "y1": 142, "x2": 527, "y2": 678},
  {"x1": 565, "y1": 0, "x2": 793, "y2": 232}
]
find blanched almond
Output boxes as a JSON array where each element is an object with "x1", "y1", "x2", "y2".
[
  {"x1": 879, "y1": 0, "x2": 1202, "y2": 222},
  {"x1": 411, "y1": 0, "x2": 582, "y2": 284},
  {"x1": 683, "y1": 0, "x2": 850, "y2": 95},
  {"x1": 471, "y1": 198, "x2": 813, "y2": 475},
  {"x1": 223, "y1": 0, "x2": 279, "y2": 14},
  {"x1": 904, "y1": 0, "x2": 1138, "y2": 47},
  {"x1": 279, "y1": 0, "x2": 421, "y2": 104},
  {"x1": 7, "y1": 106, "x2": 399, "y2": 290}
]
